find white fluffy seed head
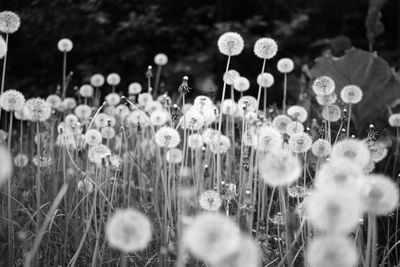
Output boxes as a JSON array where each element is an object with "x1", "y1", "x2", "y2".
[
  {"x1": 389, "y1": 113, "x2": 400, "y2": 127},
  {"x1": 106, "y1": 73, "x2": 121, "y2": 86},
  {"x1": 257, "y1": 72, "x2": 274, "y2": 88},
  {"x1": 340, "y1": 85, "x2": 363, "y2": 104},
  {"x1": 312, "y1": 76, "x2": 335, "y2": 95},
  {"x1": 79, "y1": 84, "x2": 94, "y2": 98},
  {"x1": 277, "y1": 58, "x2": 294, "y2": 73},
  {"x1": 254, "y1": 37, "x2": 278, "y2": 59},
  {"x1": 0, "y1": 89, "x2": 25, "y2": 112},
  {"x1": 24, "y1": 98, "x2": 52, "y2": 122},
  {"x1": 223, "y1": 69, "x2": 240, "y2": 85},
  {"x1": 217, "y1": 32, "x2": 245, "y2": 56},
  {"x1": 90, "y1": 74, "x2": 105, "y2": 87},
  {"x1": 154, "y1": 53, "x2": 168, "y2": 66},
  {"x1": 0, "y1": 11, "x2": 21, "y2": 34},
  {"x1": 57, "y1": 38, "x2": 73, "y2": 52},
  {"x1": 322, "y1": 104, "x2": 341, "y2": 122},
  {"x1": 331, "y1": 138, "x2": 371, "y2": 168},
  {"x1": 233, "y1": 76, "x2": 250, "y2": 92},
  {"x1": 129, "y1": 82, "x2": 142, "y2": 95}
]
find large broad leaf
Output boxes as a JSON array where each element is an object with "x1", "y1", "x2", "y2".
[{"x1": 310, "y1": 48, "x2": 400, "y2": 133}]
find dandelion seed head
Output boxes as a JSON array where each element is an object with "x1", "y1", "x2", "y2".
[
  {"x1": 223, "y1": 70, "x2": 240, "y2": 85},
  {"x1": 277, "y1": 58, "x2": 294, "y2": 73},
  {"x1": 128, "y1": 82, "x2": 142, "y2": 95},
  {"x1": 90, "y1": 74, "x2": 105, "y2": 87},
  {"x1": 0, "y1": 11, "x2": 21, "y2": 34},
  {"x1": 254, "y1": 37, "x2": 278, "y2": 59},
  {"x1": 287, "y1": 105, "x2": 308, "y2": 122},
  {"x1": 74, "y1": 104, "x2": 92, "y2": 120},
  {"x1": 88, "y1": 144, "x2": 111, "y2": 163},
  {"x1": 233, "y1": 76, "x2": 250, "y2": 92},
  {"x1": 253, "y1": 126, "x2": 282, "y2": 152},
  {"x1": 368, "y1": 141, "x2": 388, "y2": 163},
  {"x1": 106, "y1": 208, "x2": 152, "y2": 253},
  {"x1": 288, "y1": 132, "x2": 312, "y2": 153},
  {"x1": 62, "y1": 97, "x2": 77, "y2": 110},
  {"x1": 388, "y1": 113, "x2": 400, "y2": 127},
  {"x1": 101, "y1": 127, "x2": 116, "y2": 140},
  {"x1": 56, "y1": 132, "x2": 77, "y2": 149},
  {"x1": 209, "y1": 134, "x2": 231, "y2": 154},
  {"x1": 273, "y1": 114, "x2": 292, "y2": 133},
  {"x1": 286, "y1": 121, "x2": 305, "y2": 136},
  {"x1": 187, "y1": 134, "x2": 204, "y2": 149},
  {"x1": 316, "y1": 93, "x2": 337, "y2": 106},
  {"x1": 259, "y1": 148, "x2": 301, "y2": 186},
  {"x1": 312, "y1": 76, "x2": 335, "y2": 95},
  {"x1": 145, "y1": 101, "x2": 163, "y2": 114},
  {"x1": 79, "y1": 84, "x2": 94, "y2": 98},
  {"x1": 57, "y1": 38, "x2": 73, "y2": 52},
  {"x1": 257, "y1": 72, "x2": 274, "y2": 88},
  {"x1": 199, "y1": 190, "x2": 222, "y2": 211},
  {"x1": 14, "y1": 153, "x2": 28, "y2": 168},
  {"x1": 137, "y1": 92, "x2": 153, "y2": 107},
  {"x1": 221, "y1": 99, "x2": 237, "y2": 115},
  {"x1": 105, "y1": 93, "x2": 121, "y2": 106},
  {"x1": 322, "y1": 104, "x2": 341, "y2": 122},
  {"x1": 202, "y1": 128, "x2": 218, "y2": 145},
  {"x1": 0, "y1": 89, "x2": 25, "y2": 112},
  {"x1": 155, "y1": 126, "x2": 181, "y2": 148},
  {"x1": 238, "y1": 96, "x2": 258, "y2": 113},
  {"x1": 165, "y1": 148, "x2": 183, "y2": 164},
  {"x1": 331, "y1": 139, "x2": 370, "y2": 168},
  {"x1": 46, "y1": 94, "x2": 62, "y2": 109},
  {"x1": 217, "y1": 32, "x2": 244, "y2": 56},
  {"x1": 106, "y1": 73, "x2": 121, "y2": 86},
  {"x1": 180, "y1": 110, "x2": 204, "y2": 130},
  {"x1": 183, "y1": 213, "x2": 241, "y2": 265},
  {"x1": 340, "y1": 85, "x2": 363, "y2": 104},
  {"x1": 154, "y1": 53, "x2": 168, "y2": 66},
  {"x1": 311, "y1": 138, "x2": 331, "y2": 158},
  {"x1": 24, "y1": 98, "x2": 52, "y2": 122},
  {"x1": 150, "y1": 110, "x2": 169, "y2": 126},
  {"x1": 84, "y1": 129, "x2": 102, "y2": 146}
]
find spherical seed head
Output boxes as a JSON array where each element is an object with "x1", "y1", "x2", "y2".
[
  {"x1": 90, "y1": 74, "x2": 105, "y2": 87},
  {"x1": 340, "y1": 85, "x2": 363, "y2": 104},
  {"x1": 0, "y1": 11, "x2": 21, "y2": 34},
  {"x1": 0, "y1": 35, "x2": 7, "y2": 59},
  {"x1": 257, "y1": 72, "x2": 274, "y2": 88},
  {"x1": 233, "y1": 76, "x2": 250, "y2": 92},
  {"x1": 57, "y1": 38, "x2": 73, "y2": 52},
  {"x1": 217, "y1": 32, "x2": 244, "y2": 56},
  {"x1": 106, "y1": 73, "x2": 121, "y2": 86},
  {"x1": 154, "y1": 53, "x2": 168, "y2": 66},
  {"x1": 128, "y1": 82, "x2": 142, "y2": 95},
  {"x1": 79, "y1": 84, "x2": 94, "y2": 98},
  {"x1": 389, "y1": 113, "x2": 400, "y2": 127},
  {"x1": 0, "y1": 89, "x2": 25, "y2": 112},
  {"x1": 223, "y1": 69, "x2": 240, "y2": 85},
  {"x1": 254, "y1": 37, "x2": 278, "y2": 59},
  {"x1": 322, "y1": 104, "x2": 341, "y2": 122},
  {"x1": 24, "y1": 98, "x2": 52, "y2": 122},
  {"x1": 277, "y1": 58, "x2": 294, "y2": 73},
  {"x1": 312, "y1": 76, "x2": 335, "y2": 95},
  {"x1": 199, "y1": 190, "x2": 222, "y2": 211}
]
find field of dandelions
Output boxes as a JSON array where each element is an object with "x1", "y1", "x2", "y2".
[{"x1": 0, "y1": 9, "x2": 400, "y2": 267}]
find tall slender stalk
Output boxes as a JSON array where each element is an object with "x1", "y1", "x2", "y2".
[
  {"x1": 282, "y1": 73, "x2": 288, "y2": 114},
  {"x1": 7, "y1": 111, "x2": 14, "y2": 265},
  {"x1": 346, "y1": 104, "x2": 352, "y2": 138},
  {"x1": 35, "y1": 121, "x2": 42, "y2": 234},
  {"x1": 61, "y1": 51, "x2": 67, "y2": 99}
]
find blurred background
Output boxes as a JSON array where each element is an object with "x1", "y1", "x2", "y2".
[{"x1": 0, "y1": 0, "x2": 399, "y2": 104}]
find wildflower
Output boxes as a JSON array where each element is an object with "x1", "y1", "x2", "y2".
[
  {"x1": 254, "y1": 37, "x2": 278, "y2": 59},
  {"x1": 137, "y1": 92, "x2": 153, "y2": 107},
  {"x1": 115, "y1": 104, "x2": 130, "y2": 118},
  {"x1": 315, "y1": 159, "x2": 364, "y2": 192},
  {"x1": 257, "y1": 72, "x2": 274, "y2": 88},
  {"x1": 165, "y1": 148, "x2": 183, "y2": 164},
  {"x1": 180, "y1": 109, "x2": 204, "y2": 130},
  {"x1": 93, "y1": 113, "x2": 110, "y2": 128},
  {"x1": 312, "y1": 76, "x2": 335, "y2": 95},
  {"x1": 84, "y1": 129, "x2": 102, "y2": 146},
  {"x1": 259, "y1": 148, "x2": 301, "y2": 186},
  {"x1": 14, "y1": 109, "x2": 26, "y2": 120},
  {"x1": 331, "y1": 139, "x2": 370, "y2": 168},
  {"x1": 198, "y1": 107, "x2": 216, "y2": 126},
  {"x1": 223, "y1": 69, "x2": 240, "y2": 85},
  {"x1": 388, "y1": 113, "x2": 400, "y2": 127},
  {"x1": 218, "y1": 32, "x2": 244, "y2": 56},
  {"x1": 64, "y1": 114, "x2": 79, "y2": 126},
  {"x1": 127, "y1": 110, "x2": 149, "y2": 126},
  {"x1": 187, "y1": 134, "x2": 204, "y2": 149},
  {"x1": 46, "y1": 94, "x2": 62, "y2": 109},
  {"x1": 154, "y1": 53, "x2": 168, "y2": 66},
  {"x1": 237, "y1": 96, "x2": 258, "y2": 113},
  {"x1": 253, "y1": 126, "x2": 282, "y2": 152},
  {"x1": 77, "y1": 178, "x2": 94, "y2": 193},
  {"x1": 88, "y1": 144, "x2": 111, "y2": 163},
  {"x1": 150, "y1": 110, "x2": 169, "y2": 126},
  {"x1": 311, "y1": 138, "x2": 331, "y2": 157},
  {"x1": 62, "y1": 97, "x2": 77, "y2": 110},
  {"x1": 0, "y1": 146, "x2": 12, "y2": 184},
  {"x1": 90, "y1": 74, "x2": 105, "y2": 87},
  {"x1": 273, "y1": 114, "x2": 292, "y2": 133},
  {"x1": 287, "y1": 105, "x2": 308, "y2": 122},
  {"x1": 221, "y1": 99, "x2": 237, "y2": 115},
  {"x1": 56, "y1": 132, "x2": 77, "y2": 149},
  {"x1": 79, "y1": 84, "x2": 94, "y2": 98},
  {"x1": 14, "y1": 153, "x2": 28, "y2": 168},
  {"x1": 127, "y1": 83, "x2": 142, "y2": 95},
  {"x1": 155, "y1": 126, "x2": 180, "y2": 148},
  {"x1": 277, "y1": 58, "x2": 294, "y2": 73},
  {"x1": 194, "y1": 95, "x2": 213, "y2": 110},
  {"x1": 106, "y1": 73, "x2": 121, "y2": 86},
  {"x1": 24, "y1": 98, "x2": 52, "y2": 122},
  {"x1": 233, "y1": 76, "x2": 250, "y2": 92},
  {"x1": 101, "y1": 127, "x2": 116, "y2": 140},
  {"x1": 57, "y1": 38, "x2": 73, "y2": 52},
  {"x1": 0, "y1": 11, "x2": 21, "y2": 34},
  {"x1": 109, "y1": 155, "x2": 122, "y2": 170},
  {"x1": 74, "y1": 104, "x2": 92, "y2": 120},
  {"x1": 286, "y1": 121, "x2": 305, "y2": 135},
  {"x1": 32, "y1": 155, "x2": 52, "y2": 168},
  {"x1": 0, "y1": 89, "x2": 25, "y2": 112},
  {"x1": 105, "y1": 93, "x2": 121, "y2": 106},
  {"x1": 340, "y1": 85, "x2": 363, "y2": 104},
  {"x1": 307, "y1": 236, "x2": 358, "y2": 267},
  {"x1": 199, "y1": 190, "x2": 222, "y2": 211},
  {"x1": 0, "y1": 35, "x2": 6, "y2": 59},
  {"x1": 183, "y1": 213, "x2": 241, "y2": 265},
  {"x1": 209, "y1": 134, "x2": 231, "y2": 154},
  {"x1": 202, "y1": 128, "x2": 218, "y2": 145},
  {"x1": 363, "y1": 160, "x2": 375, "y2": 174},
  {"x1": 316, "y1": 93, "x2": 337, "y2": 106},
  {"x1": 305, "y1": 189, "x2": 363, "y2": 233},
  {"x1": 368, "y1": 141, "x2": 388, "y2": 162},
  {"x1": 322, "y1": 104, "x2": 341, "y2": 122},
  {"x1": 178, "y1": 76, "x2": 191, "y2": 95},
  {"x1": 106, "y1": 208, "x2": 152, "y2": 253},
  {"x1": 360, "y1": 174, "x2": 399, "y2": 215},
  {"x1": 145, "y1": 101, "x2": 163, "y2": 114},
  {"x1": 288, "y1": 132, "x2": 312, "y2": 153}
]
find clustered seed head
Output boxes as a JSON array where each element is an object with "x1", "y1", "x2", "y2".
[
  {"x1": 218, "y1": 32, "x2": 245, "y2": 57},
  {"x1": 24, "y1": 97, "x2": 52, "y2": 122},
  {"x1": 0, "y1": 11, "x2": 21, "y2": 34},
  {"x1": 254, "y1": 37, "x2": 278, "y2": 59},
  {"x1": 0, "y1": 89, "x2": 25, "y2": 112},
  {"x1": 57, "y1": 38, "x2": 73, "y2": 52}
]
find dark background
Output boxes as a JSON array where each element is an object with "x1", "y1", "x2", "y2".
[{"x1": 0, "y1": 0, "x2": 399, "y2": 103}]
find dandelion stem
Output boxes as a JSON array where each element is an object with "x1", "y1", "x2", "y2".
[
  {"x1": 282, "y1": 73, "x2": 288, "y2": 114},
  {"x1": 7, "y1": 111, "x2": 14, "y2": 265},
  {"x1": 346, "y1": 104, "x2": 352, "y2": 138}
]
